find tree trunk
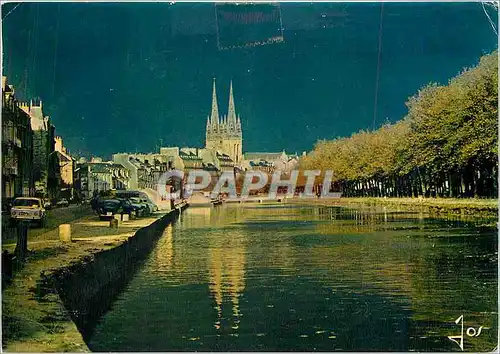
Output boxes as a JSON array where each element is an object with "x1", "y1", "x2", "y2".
[
  {"x1": 411, "y1": 175, "x2": 418, "y2": 197},
  {"x1": 417, "y1": 167, "x2": 425, "y2": 197},
  {"x1": 422, "y1": 170, "x2": 430, "y2": 197},
  {"x1": 447, "y1": 172, "x2": 453, "y2": 198},
  {"x1": 473, "y1": 164, "x2": 479, "y2": 198},
  {"x1": 372, "y1": 179, "x2": 378, "y2": 197},
  {"x1": 460, "y1": 171, "x2": 466, "y2": 198},
  {"x1": 493, "y1": 165, "x2": 498, "y2": 198}
]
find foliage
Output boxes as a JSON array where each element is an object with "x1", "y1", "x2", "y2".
[{"x1": 302, "y1": 51, "x2": 498, "y2": 198}]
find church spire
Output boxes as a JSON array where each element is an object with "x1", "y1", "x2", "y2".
[
  {"x1": 227, "y1": 80, "x2": 237, "y2": 126},
  {"x1": 210, "y1": 78, "x2": 219, "y2": 127}
]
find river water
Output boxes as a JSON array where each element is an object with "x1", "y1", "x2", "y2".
[{"x1": 88, "y1": 204, "x2": 497, "y2": 352}]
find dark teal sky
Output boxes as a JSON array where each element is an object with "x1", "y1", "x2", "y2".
[{"x1": 2, "y1": 2, "x2": 498, "y2": 158}]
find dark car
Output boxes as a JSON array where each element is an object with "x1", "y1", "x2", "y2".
[
  {"x1": 120, "y1": 198, "x2": 143, "y2": 217},
  {"x1": 128, "y1": 197, "x2": 151, "y2": 217},
  {"x1": 95, "y1": 199, "x2": 128, "y2": 219},
  {"x1": 96, "y1": 199, "x2": 121, "y2": 220},
  {"x1": 96, "y1": 198, "x2": 143, "y2": 220}
]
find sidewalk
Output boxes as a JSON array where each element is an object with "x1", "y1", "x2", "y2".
[
  {"x1": 2, "y1": 204, "x2": 94, "y2": 245},
  {"x1": 2, "y1": 211, "x2": 169, "y2": 251}
]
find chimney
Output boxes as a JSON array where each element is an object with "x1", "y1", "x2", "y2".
[{"x1": 55, "y1": 136, "x2": 63, "y2": 153}]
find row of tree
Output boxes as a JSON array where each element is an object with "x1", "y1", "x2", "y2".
[{"x1": 301, "y1": 51, "x2": 498, "y2": 198}]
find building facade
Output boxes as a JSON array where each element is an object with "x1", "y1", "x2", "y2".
[
  {"x1": 242, "y1": 151, "x2": 302, "y2": 174},
  {"x1": 113, "y1": 152, "x2": 172, "y2": 190},
  {"x1": 19, "y1": 100, "x2": 59, "y2": 199},
  {"x1": 54, "y1": 136, "x2": 75, "y2": 199},
  {"x1": 2, "y1": 77, "x2": 34, "y2": 204},
  {"x1": 55, "y1": 136, "x2": 74, "y2": 185},
  {"x1": 74, "y1": 160, "x2": 130, "y2": 199}
]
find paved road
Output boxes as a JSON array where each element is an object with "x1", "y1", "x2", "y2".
[{"x1": 2, "y1": 204, "x2": 94, "y2": 244}]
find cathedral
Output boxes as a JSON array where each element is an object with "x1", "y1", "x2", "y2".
[
  {"x1": 112, "y1": 79, "x2": 302, "y2": 187},
  {"x1": 205, "y1": 79, "x2": 243, "y2": 163}
]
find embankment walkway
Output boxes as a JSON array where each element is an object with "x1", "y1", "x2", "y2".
[{"x1": 2, "y1": 204, "x2": 187, "y2": 352}]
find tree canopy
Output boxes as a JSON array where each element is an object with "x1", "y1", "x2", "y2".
[{"x1": 302, "y1": 51, "x2": 498, "y2": 198}]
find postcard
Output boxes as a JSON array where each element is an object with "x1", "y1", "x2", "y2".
[{"x1": 1, "y1": 1, "x2": 498, "y2": 352}]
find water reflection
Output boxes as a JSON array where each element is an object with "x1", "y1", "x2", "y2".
[
  {"x1": 155, "y1": 225, "x2": 174, "y2": 271},
  {"x1": 208, "y1": 232, "x2": 246, "y2": 331},
  {"x1": 89, "y1": 204, "x2": 497, "y2": 352}
]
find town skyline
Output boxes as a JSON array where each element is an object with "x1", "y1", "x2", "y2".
[
  {"x1": 2, "y1": 2, "x2": 498, "y2": 158},
  {"x1": 1, "y1": 3, "x2": 498, "y2": 353}
]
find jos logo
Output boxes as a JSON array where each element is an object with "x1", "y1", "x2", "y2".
[{"x1": 448, "y1": 315, "x2": 486, "y2": 351}]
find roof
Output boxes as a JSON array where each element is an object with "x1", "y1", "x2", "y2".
[
  {"x1": 180, "y1": 151, "x2": 202, "y2": 160},
  {"x1": 250, "y1": 160, "x2": 274, "y2": 167},
  {"x1": 84, "y1": 162, "x2": 126, "y2": 173},
  {"x1": 56, "y1": 151, "x2": 71, "y2": 162},
  {"x1": 216, "y1": 152, "x2": 234, "y2": 162},
  {"x1": 110, "y1": 163, "x2": 127, "y2": 169},
  {"x1": 202, "y1": 163, "x2": 219, "y2": 171},
  {"x1": 244, "y1": 152, "x2": 284, "y2": 161},
  {"x1": 88, "y1": 163, "x2": 110, "y2": 173}
]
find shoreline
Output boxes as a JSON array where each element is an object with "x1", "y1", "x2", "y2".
[
  {"x1": 2, "y1": 205, "x2": 186, "y2": 352},
  {"x1": 288, "y1": 197, "x2": 498, "y2": 218}
]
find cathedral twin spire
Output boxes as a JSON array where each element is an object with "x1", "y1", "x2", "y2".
[
  {"x1": 208, "y1": 79, "x2": 219, "y2": 127},
  {"x1": 206, "y1": 79, "x2": 242, "y2": 137},
  {"x1": 227, "y1": 81, "x2": 237, "y2": 128}
]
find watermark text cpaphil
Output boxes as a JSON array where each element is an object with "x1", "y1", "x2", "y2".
[{"x1": 155, "y1": 169, "x2": 342, "y2": 200}]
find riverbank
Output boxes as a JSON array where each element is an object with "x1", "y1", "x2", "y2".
[
  {"x1": 2, "y1": 205, "x2": 186, "y2": 352},
  {"x1": 289, "y1": 197, "x2": 498, "y2": 217}
]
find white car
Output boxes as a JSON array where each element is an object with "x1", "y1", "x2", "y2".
[
  {"x1": 56, "y1": 198, "x2": 69, "y2": 207},
  {"x1": 10, "y1": 197, "x2": 47, "y2": 227}
]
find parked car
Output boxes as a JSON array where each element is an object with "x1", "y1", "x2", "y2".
[
  {"x1": 56, "y1": 198, "x2": 69, "y2": 208},
  {"x1": 10, "y1": 197, "x2": 47, "y2": 227},
  {"x1": 128, "y1": 197, "x2": 150, "y2": 217},
  {"x1": 121, "y1": 199, "x2": 144, "y2": 217},
  {"x1": 139, "y1": 196, "x2": 158, "y2": 212},
  {"x1": 96, "y1": 199, "x2": 125, "y2": 220},
  {"x1": 43, "y1": 199, "x2": 52, "y2": 210},
  {"x1": 96, "y1": 198, "x2": 141, "y2": 220}
]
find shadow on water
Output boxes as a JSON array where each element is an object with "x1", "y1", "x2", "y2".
[
  {"x1": 37, "y1": 210, "x2": 184, "y2": 342},
  {"x1": 87, "y1": 204, "x2": 497, "y2": 352},
  {"x1": 89, "y1": 274, "x2": 413, "y2": 351}
]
